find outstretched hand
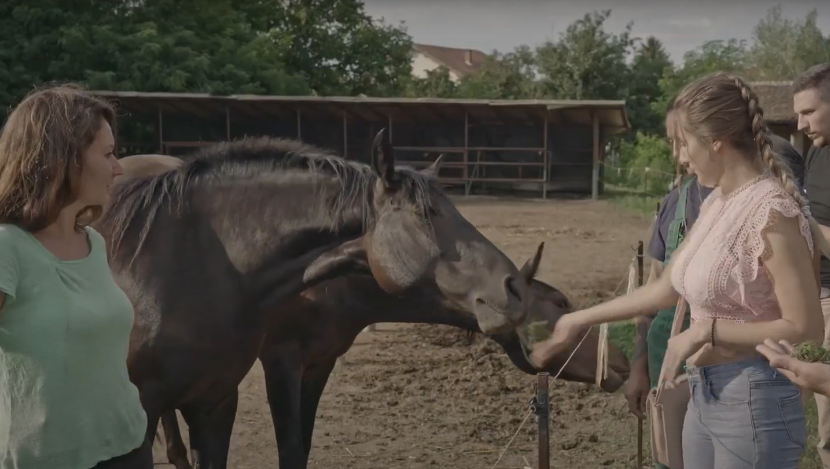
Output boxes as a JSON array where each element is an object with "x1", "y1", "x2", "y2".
[
  {"x1": 529, "y1": 313, "x2": 585, "y2": 369},
  {"x1": 756, "y1": 339, "x2": 830, "y2": 396}
]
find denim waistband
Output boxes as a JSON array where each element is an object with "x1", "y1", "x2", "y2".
[{"x1": 684, "y1": 356, "x2": 772, "y2": 381}]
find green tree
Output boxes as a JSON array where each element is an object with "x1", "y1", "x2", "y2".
[
  {"x1": 239, "y1": 0, "x2": 415, "y2": 96},
  {"x1": 627, "y1": 37, "x2": 673, "y2": 136},
  {"x1": 748, "y1": 6, "x2": 830, "y2": 81},
  {"x1": 536, "y1": 10, "x2": 634, "y2": 100},
  {"x1": 653, "y1": 38, "x2": 748, "y2": 114},
  {"x1": 457, "y1": 46, "x2": 542, "y2": 99},
  {"x1": 0, "y1": 0, "x2": 310, "y2": 111},
  {"x1": 610, "y1": 132, "x2": 675, "y2": 194},
  {"x1": 401, "y1": 67, "x2": 458, "y2": 98}
]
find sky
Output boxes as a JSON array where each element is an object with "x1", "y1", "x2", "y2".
[{"x1": 363, "y1": 0, "x2": 830, "y2": 64}]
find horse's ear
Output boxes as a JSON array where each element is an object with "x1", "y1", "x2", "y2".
[
  {"x1": 519, "y1": 242, "x2": 545, "y2": 284},
  {"x1": 421, "y1": 154, "x2": 444, "y2": 178},
  {"x1": 371, "y1": 128, "x2": 397, "y2": 187}
]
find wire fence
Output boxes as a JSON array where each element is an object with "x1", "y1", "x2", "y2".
[{"x1": 601, "y1": 162, "x2": 677, "y2": 196}]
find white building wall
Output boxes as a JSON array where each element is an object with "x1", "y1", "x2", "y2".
[{"x1": 411, "y1": 52, "x2": 461, "y2": 82}]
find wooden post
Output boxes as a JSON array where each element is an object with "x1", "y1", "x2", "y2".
[
  {"x1": 157, "y1": 107, "x2": 163, "y2": 154},
  {"x1": 387, "y1": 114, "x2": 394, "y2": 144},
  {"x1": 592, "y1": 110, "x2": 600, "y2": 200},
  {"x1": 342, "y1": 113, "x2": 348, "y2": 159},
  {"x1": 636, "y1": 240, "x2": 644, "y2": 469},
  {"x1": 463, "y1": 110, "x2": 469, "y2": 181},
  {"x1": 535, "y1": 373, "x2": 550, "y2": 469},
  {"x1": 225, "y1": 106, "x2": 231, "y2": 141},
  {"x1": 542, "y1": 115, "x2": 548, "y2": 200},
  {"x1": 112, "y1": 113, "x2": 119, "y2": 158},
  {"x1": 296, "y1": 110, "x2": 302, "y2": 140}
]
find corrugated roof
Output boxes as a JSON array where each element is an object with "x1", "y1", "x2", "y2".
[{"x1": 90, "y1": 91, "x2": 630, "y2": 131}]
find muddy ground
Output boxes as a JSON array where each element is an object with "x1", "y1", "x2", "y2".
[{"x1": 153, "y1": 196, "x2": 655, "y2": 468}]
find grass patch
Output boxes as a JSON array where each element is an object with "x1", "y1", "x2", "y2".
[
  {"x1": 803, "y1": 399, "x2": 820, "y2": 468},
  {"x1": 607, "y1": 320, "x2": 822, "y2": 467},
  {"x1": 608, "y1": 320, "x2": 636, "y2": 360},
  {"x1": 603, "y1": 190, "x2": 663, "y2": 219}
]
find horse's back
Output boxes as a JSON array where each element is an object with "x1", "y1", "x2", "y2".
[{"x1": 115, "y1": 154, "x2": 184, "y2": 185}]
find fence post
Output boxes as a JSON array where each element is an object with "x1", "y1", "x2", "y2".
[
  {"x1": 636, "y1": 240, "x2": 644, "y2": 469},
  {"x1": 534, "y1": 372, "x2": 550, "y2": 469}
]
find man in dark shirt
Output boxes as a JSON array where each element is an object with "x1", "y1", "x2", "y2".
[
  {"x1": 770, "y1": 131, "x2": 805, "y2": 190},
  {"x1": 794, "y1": 62, "x2": 830, "y2": 469}
]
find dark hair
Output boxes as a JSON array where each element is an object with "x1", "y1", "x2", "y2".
[
  {"x1": 0, "y1": 83, "x2": 115, "y2": 231},
  {"x1": 793, "y1": 63, "x2": 830, "y2": 96}
]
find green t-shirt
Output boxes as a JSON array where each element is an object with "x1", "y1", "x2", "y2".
[{"x1": 0, "y1": 224, "x2": 147, "y2": 469}]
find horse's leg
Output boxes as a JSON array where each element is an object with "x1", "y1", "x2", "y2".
[
  {"x1": 161, "y1": 410, "x2": 192, "y2": 469},
  {"x1": 261, "y1": 349, "x2": 307, "y2": 469},
  {"x1": 299, "y1": 359, "x2": 337, "y2": 458},
  {"x1": 179, "y1": 392, "x2": 238, "y2": 469},
  {"x1": 137, "y1": 380, "x2": 165, "y2": 448}
]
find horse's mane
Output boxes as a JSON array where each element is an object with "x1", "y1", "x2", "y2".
[{"x1": 98, "y1": 136, "x2": 438, "y2": 264}]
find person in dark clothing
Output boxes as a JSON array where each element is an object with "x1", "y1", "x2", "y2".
[
  {"x1": 793, "y1": 62, "x2": 830, "y2": 469},
  {"x1": 769, "y1": 131, "x2": 805, "y2": 190}
]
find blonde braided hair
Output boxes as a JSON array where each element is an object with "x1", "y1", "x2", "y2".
[
  {"x1": 674, "y1": 72, "x2": 830, "y2": 257},
  {"x1": 732, "y1": 75, "x2": 830, "y2": 257}
]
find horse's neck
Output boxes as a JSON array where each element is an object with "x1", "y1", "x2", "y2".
[
  {"x1": 199, "y1": 178, "x2": 368, "y2": 273},
  {"x1": 337, "y1": 279, "x2": 479, "y2": 332}
]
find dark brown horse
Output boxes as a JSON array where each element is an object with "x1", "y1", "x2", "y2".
[
  {"x1": 157, "y1": 243, "x2": 631, "y2": 469},
  {"x1": 96, "y1": 131, "x2": 531, "y2": 469}
]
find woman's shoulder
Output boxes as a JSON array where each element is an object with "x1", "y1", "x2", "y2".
[{"x1": 0, "y1": 224, "x2": 28, "y2": 253}]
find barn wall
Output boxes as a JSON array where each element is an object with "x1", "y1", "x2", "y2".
[{"x1": 116, "y1": 108, "x2": 604, "y2": 196}]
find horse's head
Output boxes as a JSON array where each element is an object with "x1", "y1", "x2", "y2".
[
  {"x1": 490, "y1": 243, "x2": 631, "y2": 393},
  {"x1": 311, "y1": 129, "x2": 528, "y2": 335}
]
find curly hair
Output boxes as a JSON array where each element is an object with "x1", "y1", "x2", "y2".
[{"x1": 0, "y1": 83, "x2": 115, "y2": 231}]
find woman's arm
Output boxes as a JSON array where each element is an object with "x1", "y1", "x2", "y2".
[
  {"x1": 570, "y1": 241, "x2": 683, "y2": 328},
  {"x1": 694, "y1": 213, "x2": 823, "y2": 348}
]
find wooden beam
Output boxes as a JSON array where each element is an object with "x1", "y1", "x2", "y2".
[
  {"x1": 112, "y1": 113, "x2": 119, "y2": 158},
  {"x1": 463, "y1": 110, "x2": 469, "y2": 180},
  {"x1": 542, "y1": 115, "x2": 548, "y2": 199},
  {"x1": 592, "y1": 110, "x2": 600, "y2": 200},
  {"x1": 225, "y1": 106, "x2": 231, "y2": 141},
  {"x1": 342, "y1": 113, "x2": 348, "y2": 158},
  {"x1": 158, "y1": 107, "x2": 164, "y2": 154}
]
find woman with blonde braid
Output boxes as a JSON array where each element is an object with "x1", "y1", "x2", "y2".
[{"x1": 531, "y1": 72, "x2": 828, "y2": 468}]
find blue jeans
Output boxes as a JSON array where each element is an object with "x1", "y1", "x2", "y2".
[{"x1": 683, "y1": 357, "x2": 806, "y2": 468}]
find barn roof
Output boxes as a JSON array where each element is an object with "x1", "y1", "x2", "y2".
[
  {"x1": 751, "y1": 81, "x2": 796, "y2": 124},
  {"x1": 412, "y1": 43, "x2": 488, "y2": 77},
  {"x1": 91, "y1": 91, "x2": 630, "y2": 132}
]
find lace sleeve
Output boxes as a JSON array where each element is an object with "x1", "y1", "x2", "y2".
[{"x1": 734, "y1": 193, "x2": 814, "y2": 289}]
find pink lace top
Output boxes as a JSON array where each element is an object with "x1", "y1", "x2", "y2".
[{"x1": 670, "y1": 172, "x2": 814, "y2": 323}]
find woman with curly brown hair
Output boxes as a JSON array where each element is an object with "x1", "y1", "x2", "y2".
[
  {"x1": 531, "y1": 72, "x2": 828, "y2": 468},
  {"x1": 0, "y1": 84, "x2": 149, "y2": 469}
]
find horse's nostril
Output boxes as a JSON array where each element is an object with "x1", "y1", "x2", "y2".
[{"x1": 505, "y1": 275, "x2": 523, "y2": 302}]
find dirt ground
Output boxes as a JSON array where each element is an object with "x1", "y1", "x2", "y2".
[{"x1": 153, "y1": 196, "x2": 655, "y2": 469}]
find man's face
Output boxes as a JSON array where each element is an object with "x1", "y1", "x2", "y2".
[{"x1": 794, "y1": 88, "x2": 830, "y2": 148}]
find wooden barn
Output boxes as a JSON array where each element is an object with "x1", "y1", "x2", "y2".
[{"x1": 92, "y1": 92, "x2": 630, "y2": 199}]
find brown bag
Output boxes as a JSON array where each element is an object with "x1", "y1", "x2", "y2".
[{"x1": 647, "y1": 297, "x2": 691, "y2": 469}]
